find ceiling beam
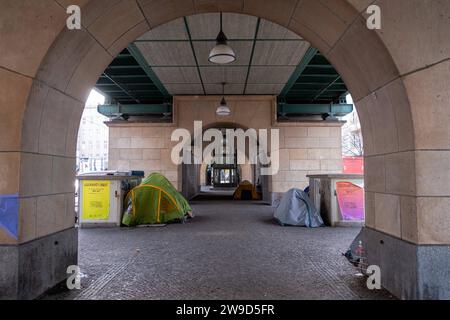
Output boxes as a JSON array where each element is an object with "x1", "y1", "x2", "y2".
[
  {"x1": 96, "y1": 83, "x2": 156, "y2": 87},
  {"x1": 305, "y1": 64, "x2": 336, "y2": 68},
  {"x1": 279, "y1": 47, "x2": 318, "y2": 97},
  {"x1": 183, "y1": 17, "x2": 206, "y2": 95},
  {"x1": 101, "y1": 90, "x2": 164, "y2": 94},
  {"x1": 243, "y1": 17, "x2": 261, "y2": 95},
  {"x1": 127, "y1": 43, "x2": 171, "y2": 98},
  {"x1": 298, "y1": 74, "x2": 342, "y2": 78},
  {"x1": 106, "y1": 65, "x2": 143, "y2": 69},
  {"x1": 134, "y1": 38, "x2": 307, "y2": 42},
  {"x1": 278, "y1": 103, "x2": 353, "y2": 116},
  {"x1": 98, "y1": 104, "x2": 172, "y2": 117},
  {"x1": 99, "y1": 74, "x2": 148, "y2": 78},
  {"x1": 312, "y1": 75, "x2": 341, "y2": 102},
  {"x1": 125, "y1": 64, "x2": 322, "y2": 68},
  {"x1": 101, "y1": 73, "x2": 140, "y2": 104}
]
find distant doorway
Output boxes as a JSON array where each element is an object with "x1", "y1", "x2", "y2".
[{"x1": 212, "y1": 165, "x2": 239, "y2": 188}]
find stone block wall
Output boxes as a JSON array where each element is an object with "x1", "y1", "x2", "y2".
[
  {"x1": 271, "y1": 124, "x2": 343, "y2": 193},
  {"x1": 107, "y1": 96, "x2": 344, "y2": 198},
  {"x1": 108, "y1": 125, "x2": 179, "y2": 189}
]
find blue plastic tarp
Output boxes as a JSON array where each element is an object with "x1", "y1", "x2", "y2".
[
  {"x1": 0, "y1": 193, "x2": 19, "y2": 239},
  {"x1": 274, "y1": 188, "x2": 324, "y2": 228}
]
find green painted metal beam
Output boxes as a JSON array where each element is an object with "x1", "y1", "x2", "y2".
[
  {"x1": 106, "y1": 65, "x2": 143, "y2": 69},
  {"x1": 279, "y1": 47, "x2": 318, "y2": 97},
  {"x1": 98, "y1": 104, "x2": 172, "y2": 117},
  {"x1": 297, "y1": 74, "x2": 342, "y2": 78},
  {"x1": 101, "y1": 73, "x2": 140, "y2": 103},
  {"x1": 105, "y1": 64, "x2": 337, "y2": 69},
  {"x1": 312, "y1": 75, "x2": 341, "y2": 102},
  {"x1": 100, "y1": 89, "x2": 164, "y2": 94},
  {"x1": 127, "y1": 44, "x2": 171, "y2": 98},
  {"x1": 278, "y1": 103, "x2": 353, "y2": 116},
  {"x1": 96, "y1": 83, "x2": 158, "y2": 88},
  {"x1": 99, "y1": 74, "x2": 148, "y2": 78},
  {"x1": 305, "y1": 64, "x2": 336, "y2": 68},
  {"x1": 134, "y1": 38, "x2": 307, "y2": 42}
]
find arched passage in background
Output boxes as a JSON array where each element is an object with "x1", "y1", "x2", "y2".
[
  {"x1": 1, "y1": 0, "x2": 449, "y2": 300},
  {"x1": 182, "y1": 121, "x2": 264, "y2": 201}
]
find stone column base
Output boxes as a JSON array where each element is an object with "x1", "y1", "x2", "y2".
[
  {"x1": 0, "y1": 228, "x2": 78, "y2": 300},
  {"x1": 354, "y1": 227, "x2": 450, "y2": 300}
]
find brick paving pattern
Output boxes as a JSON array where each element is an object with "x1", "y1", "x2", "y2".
[{"x1": 41, "y1": 199, "x2": 394, "y2": 300}]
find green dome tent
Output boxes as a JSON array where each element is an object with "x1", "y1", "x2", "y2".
[{"x1": 122, "y1": 173, "x2": 193, "y2": 226}]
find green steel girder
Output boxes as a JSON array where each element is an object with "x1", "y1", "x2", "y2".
[
  {"x1": 99, "y1": 74, "x2": 148, "y2": 79},
  {"x1": 279, "y1": 47, "x2": 348, "y2": 105},
  {"x1": 102, "y1": 72, "x2": 141, "y2": 104},
  {"x1": 98, "y1": 104, "x2": 172, "y2": 117},
  {"x1": 134, "y1": 38, "x2": 309, "y2": 43},
  {"x1": 279, "y1": 47, "x2": 318, "y2": 97},
  {"x1": 106, "y1": 65, "x2": 143, "y2": 69},
  {"x1": 127, "y1": 44, "x2": 171, "y2": 98},
  {"x1": 278, "y1": 103, "x2": 353, "y2": 116},
  {"x1": 312, "y1": 75, "x2": 341, "y2": 101}
]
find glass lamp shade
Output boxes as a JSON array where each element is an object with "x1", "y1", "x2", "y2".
[
  {"x1": 216, "y1": 97, "x2": 231, "y2": 116},
  {"x1": 209, "y1": 44, "x2": 236, "y2": 64},
  {"x1": 209, "y1": 30, "x2": 236, "y2": 64}
]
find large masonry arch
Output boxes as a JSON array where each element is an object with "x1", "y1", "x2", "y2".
[{"x1": 0, "y1": 0, "x2": 449, "y2": 299}]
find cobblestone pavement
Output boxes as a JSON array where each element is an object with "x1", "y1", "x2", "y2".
[{"x1": 41, "y1": 199, "x2": 395, "y2": 300}]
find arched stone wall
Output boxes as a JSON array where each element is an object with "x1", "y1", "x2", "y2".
[{"x1": 1, "y1": 0, "x2": 449, "y2": 299}]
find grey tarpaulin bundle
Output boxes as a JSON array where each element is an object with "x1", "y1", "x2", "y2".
[{"x1": 274, "y1": 188, "x2": 324, "y2": 228}]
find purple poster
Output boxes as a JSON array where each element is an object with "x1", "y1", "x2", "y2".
[{"x1": 336, "y1": 182, "x2": 365, "y2": 221}]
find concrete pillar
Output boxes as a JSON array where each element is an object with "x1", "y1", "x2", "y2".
[
  {"x1": 270, "y1": 124, "x2": 344, "y2": 203},
  {"x1": 320, "y1": 0, "x2": 450, "y2": 299}
]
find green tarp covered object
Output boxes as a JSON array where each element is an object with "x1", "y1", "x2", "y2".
[{"x1": 122, "y1": 173, "x2": 193, "y2": 226}]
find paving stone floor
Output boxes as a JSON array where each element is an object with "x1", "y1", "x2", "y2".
[{"x1": 41, "y1": 198, "x2": 394, "y2": 300}]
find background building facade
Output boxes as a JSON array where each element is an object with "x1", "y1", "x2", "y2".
[{"x1": 76, "y1": 91, "x2": 109, "y2": 173}]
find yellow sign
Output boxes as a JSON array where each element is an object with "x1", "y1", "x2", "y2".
[{"x1": 82, "y1": 180, "x2": 110, "y2": 220}]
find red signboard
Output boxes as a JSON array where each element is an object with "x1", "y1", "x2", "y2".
[{"x1": 343, "y1": 157, "x2": 364, "y2": 174}]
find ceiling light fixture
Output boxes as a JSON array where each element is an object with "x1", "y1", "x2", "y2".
[
  {"x1": 216, "y1": 82, "x2": 231, "y2": 116},
  {"x1": 209, "y1": 13, "x2": 236, "y2": 64}
]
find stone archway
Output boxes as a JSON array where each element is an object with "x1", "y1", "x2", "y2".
[{"x1": 1, "y1": 0, "x2": 449, "y2": 299}]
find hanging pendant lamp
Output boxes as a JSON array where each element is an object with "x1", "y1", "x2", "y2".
[
  {"x1": 209, "y1": 13, "x2": 236, "y2": 64},
  {"x1": 216, "y1": 83, "x2": 231, "y2": 116}
]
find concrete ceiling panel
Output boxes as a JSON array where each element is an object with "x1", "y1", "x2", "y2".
[
  {"x1": 187, "y1": 13, "x2": 258, "y2": 40},
  {"x1": 165, "y1": 83, "x2": 204, "y2": 95},
  {"x1": 257, "y1": 19, "x2": 302, "y2": 40},
  {"x1": 138, "y1": 18, "x2": 188, "y2": 40},
  {"x1": 245, "y1": 84, "x2": 284, "y2": 95},
  {"x1": 247, "y1": 66, "x2": 296, "y2": 84},
  {"x1": 225, "y1": 84, "x2": 246, "y2": 95},
  {"x1": 252, "y1": 41, "x2": 310, "y2": 65},
  {"x1": 130, "y1": 13, "x2": 323, "y2": 97},
  {"x1": 200, "y1": 66, "x2": 247, "y2": 84},
  {"x1": 204, "y1": 84, "x2": 245, "y2": 95},
  {"x1": 136, "y1": 42, "x2": 196, "y2": 66},
  {"x1": 194, "y1": 41, "x2": 253, "y2": 66},
  {"x1": 152, "y1": 67, "x2": 201, "y2": 83}
]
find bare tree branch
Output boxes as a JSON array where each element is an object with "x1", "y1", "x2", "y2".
[{"x1": 342, "y1": 111, "x2": 364, "y2": 157}]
